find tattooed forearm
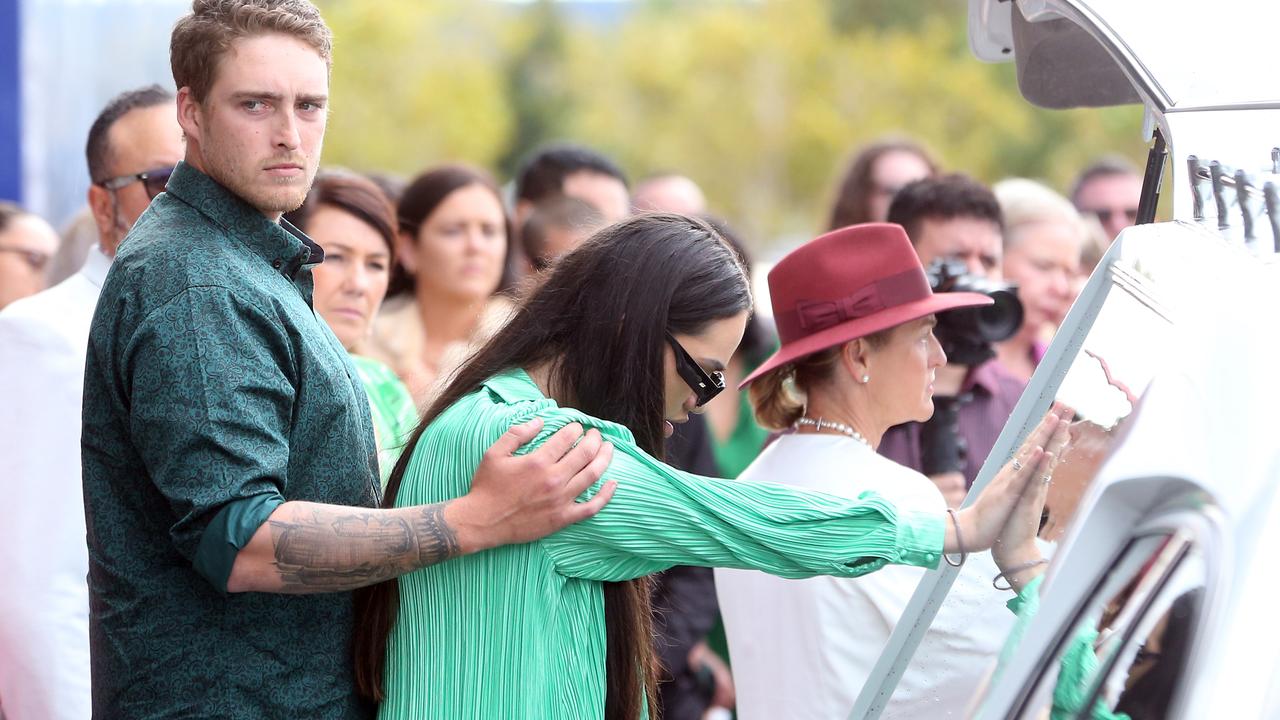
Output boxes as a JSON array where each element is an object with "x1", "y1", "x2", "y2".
[{"x1": 267, "y1": 502, "x2": 461, "y2": 593}]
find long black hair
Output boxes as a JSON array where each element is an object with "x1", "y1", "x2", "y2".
[{"x1": 353, "y1": 213, "x2": 753, "y2": 720}]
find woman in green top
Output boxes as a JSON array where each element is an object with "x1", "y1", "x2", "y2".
[
  {"x1": 353, "y1": 215, "x2": 1063, "y2": 719},
  {"x1": 287, "y1": 172, "x2": 419, "y2": 485}
]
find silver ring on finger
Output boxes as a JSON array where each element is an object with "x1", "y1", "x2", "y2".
[
  {"x1": 1041, "y1": 474, "x2": 1052, "y2": 484},
  {"x1": 1011, "y1": 459, "x2": 1024, "y2": 471}
]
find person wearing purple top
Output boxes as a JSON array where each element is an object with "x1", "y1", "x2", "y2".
[{"x1": 878, "y1": 174, "x2": 1027, "y2": 504}]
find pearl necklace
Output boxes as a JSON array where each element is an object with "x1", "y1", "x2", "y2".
[{"x1": 794, "y1": 416, "x2": 870, "y2": 447}]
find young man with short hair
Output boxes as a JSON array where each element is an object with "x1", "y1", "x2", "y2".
[
  {"x1": 81, "y1": 2, "x2": 613, "y2": 717},
  {"x1": 514, "y1": 142, "x2": 631, "y2": 227}
]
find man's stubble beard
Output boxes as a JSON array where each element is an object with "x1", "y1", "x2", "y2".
[{"x1": 201, "y1": 127, "x2": 319, "y2": 216}]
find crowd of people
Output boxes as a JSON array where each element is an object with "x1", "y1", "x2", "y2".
[{"x1": 0, "y1": 1, "x2": 1149, "y2": 719}]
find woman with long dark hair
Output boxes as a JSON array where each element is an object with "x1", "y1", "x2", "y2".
[
  {"x1": 353, "y1": 215, "x2": 1063, "y2": 719},
  {"x1": 363, "y1": 164, "x2": 514, "y2": 403},
  {"x1": 827, "y1": 138, "x2": 937, "y2": 229}
]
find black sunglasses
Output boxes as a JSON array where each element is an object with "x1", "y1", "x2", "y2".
[
  {"x1": 665, "y1": 331, "x2": 726, "y2": 408},
  {"x1": 99, "y1": 165, "x2": 175, "y2": 200},
  {"x1": 1084, "y1": 206, "x2": 1139, "y2": 225}
]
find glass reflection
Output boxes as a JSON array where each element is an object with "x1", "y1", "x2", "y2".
[
  {"x1": 1016, "y1": 531, "x2": 1203, "y2": 720},
  {"x1": 1039, "y1": 245, "x2": 1173, "y2": 540},
  {"x1": 861, "y1": 223, "x2": 1226, "y2": 719}
]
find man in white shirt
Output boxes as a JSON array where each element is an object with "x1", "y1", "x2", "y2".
[{"x1": 0, "y1": 85, "x2": 183, "y2": 720}]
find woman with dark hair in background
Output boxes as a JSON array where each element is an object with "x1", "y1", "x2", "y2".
[
  {"x1": 827, "y1": 137, "x2": 938, "y2": 229},
  {"x1": 285, "y1": 172, "x2": 418, "y2": 486},
  {"x1": 364, "y1": 164, "x2": 514, "y2": 403},
  {"x1": 352, "y1": 214, "x2": 1063, "y2": 719}
]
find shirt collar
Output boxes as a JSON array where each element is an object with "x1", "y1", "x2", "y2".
[
  {"x1": 1031, "y1": 340, "x2": 1049, "y2": 365},
  {"x1": 481, "y1": 368, "x2": 545, "y2": 404},
  {"x1": 164, "y1": 160, "x2": 325, "y2": 278},
  {"x1": 480, "y1": 368, "x2": 638, "y2": 445},
  {"x1": 964, "y1": 358, "x2": 1008, "y2": 395},
  {"x1": 82, "y1": 243, "x2": 113, "y2": 289}
]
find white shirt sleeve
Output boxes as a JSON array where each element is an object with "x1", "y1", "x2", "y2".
[{"x1": 0, "y1": 292, "x2": 94, "y2": 720}]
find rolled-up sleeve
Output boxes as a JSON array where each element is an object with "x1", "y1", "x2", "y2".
[
  {"x1": 125, "y1": 286, "x2": 293, "y2": 592},
  {"x1": 535, "y1": 411, "x2": 945, "y2": 582}
]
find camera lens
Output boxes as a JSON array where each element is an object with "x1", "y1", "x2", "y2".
[
  {"x1": 926, "y1": 258, "x2": 1024, "y2": 366},
  {"x1": 976, "y1": 287, "x2": 1023, "y2": 343}
]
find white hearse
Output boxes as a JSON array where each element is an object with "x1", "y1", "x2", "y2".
[{"x1": 849, "y1": 1, "x2": 1280, "y2": 718}]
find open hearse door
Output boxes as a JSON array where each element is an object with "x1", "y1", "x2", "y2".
[{"x1": 850, "y1": 1, "x2": 1280, "y2": 718}]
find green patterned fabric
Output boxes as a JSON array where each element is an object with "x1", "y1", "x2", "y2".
[
  {"x1": 351, "y1": 354, "x2": 419, "y2": 487},
  {"x1": 81, "y1": 161, "x2": 380, "y2": 719},
  {"x1": 380, "y1": 368, "x2": 944, "y2": 719}
]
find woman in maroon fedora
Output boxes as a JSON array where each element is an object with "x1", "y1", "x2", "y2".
[
  {"x1": 717, "y1": 222, "x2": 1069, "y2": 719},
  {"x1": 354, "y1": 216, "x2": 1067, "y2": 719}
]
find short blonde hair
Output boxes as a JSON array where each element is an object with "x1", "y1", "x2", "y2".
[
  {"x1": 170, "y1": 0, "x2": 332, "y2": 102},
  {"x1": 994, "y1": 177, "x2": 1088, "y2": 252}
]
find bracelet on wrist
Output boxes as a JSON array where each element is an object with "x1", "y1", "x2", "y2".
[{"x1": 992, "y1": 558, "x2": 1049, "y2": 591}]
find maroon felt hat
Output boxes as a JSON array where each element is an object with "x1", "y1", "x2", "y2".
[{"x1": 740, "y1": 223, "x2": 993, "y2": 389}]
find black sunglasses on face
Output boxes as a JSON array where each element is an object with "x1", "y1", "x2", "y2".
[
  {"x1": 99, "y1": 166, "x2": 175, "y2": 200},
  {"x1": 665, "y1": 331, "x2": 726, "y2": 408},
  {"x1": 1084, "y1": 206, "x2": 1139, "y2": 225}
]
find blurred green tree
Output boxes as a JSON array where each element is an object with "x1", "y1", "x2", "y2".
[
  {"x1": 497, "y1": 0, "x2": 574, "y2": 177},
  {"x1": 318, "y1": 0, "x2": 1147, "y2": 249},
  {"x1": 320, "y1": 0, "x2": 513, "y2": 179}
]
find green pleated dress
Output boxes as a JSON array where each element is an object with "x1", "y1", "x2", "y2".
[{"x1": 380, "y1": 369, "x2": 945, "y2": 719}]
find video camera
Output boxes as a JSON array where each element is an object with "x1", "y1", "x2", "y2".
[
  {"x1": 925, "y1": 258, "x2": 1023, "y2": 367},
  {"x1": 919, "y1": 259, "x2": 1024, "y2": 477}
]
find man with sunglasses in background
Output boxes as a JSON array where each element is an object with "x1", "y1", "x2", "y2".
[
  {"x1": 0, "y1": 84, "x2": 182, "y2": 720},
  {"x1": 1070, "y1": 156, "x2": 1143, "y2": 241}
]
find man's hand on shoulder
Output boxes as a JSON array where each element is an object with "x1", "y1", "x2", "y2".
[
  {"x1": 448, "y1": 418, "x2": 616, "y2": 553},
  {"x1": 226, "y1": 418, "x2": 616, "y2": 594}
]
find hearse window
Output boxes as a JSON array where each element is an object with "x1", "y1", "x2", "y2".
[{"x1": 1016, "y1": 529, "x2": 1204, "y2": 720}]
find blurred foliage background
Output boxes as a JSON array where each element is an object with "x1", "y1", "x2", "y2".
[{"x1": 318, "y1": 0, "x2": 1148, "y2": 250}]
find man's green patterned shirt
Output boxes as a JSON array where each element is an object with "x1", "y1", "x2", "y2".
[{"x1": 82, "y1": 162, "x2": 380, "y2": 719}]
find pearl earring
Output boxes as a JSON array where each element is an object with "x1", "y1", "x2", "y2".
[{"x1": 861, "y1": 375, "x2": 870, "y2": 384}]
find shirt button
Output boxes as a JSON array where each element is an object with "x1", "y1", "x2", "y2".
[{"x1": 924, "y1": 553, "x2": 936, "y2": 563}]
